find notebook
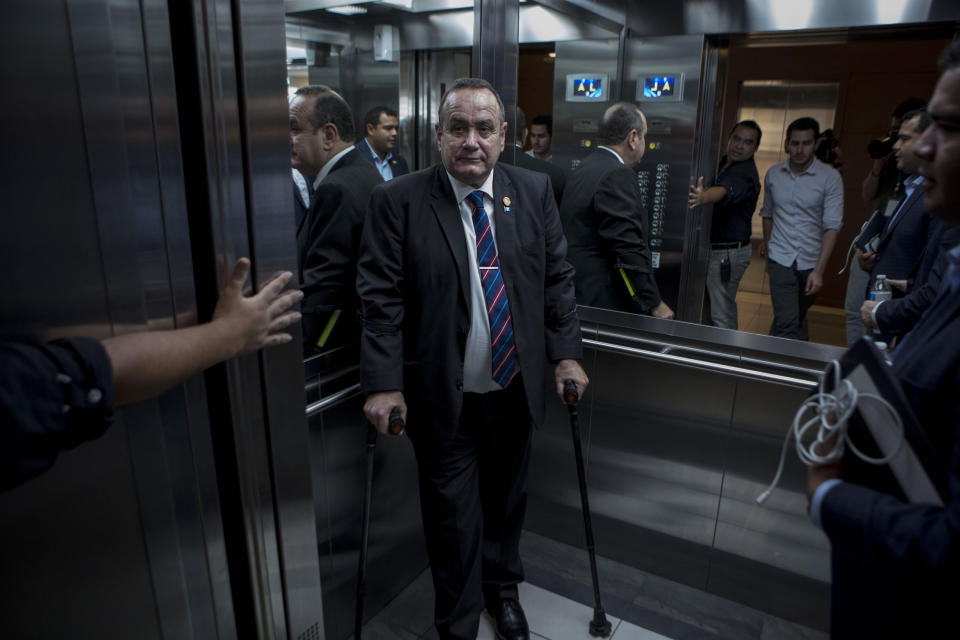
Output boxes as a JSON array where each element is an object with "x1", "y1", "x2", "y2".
[{"x1": 819, "y1": 337, "x2": 948, "y2": 505}]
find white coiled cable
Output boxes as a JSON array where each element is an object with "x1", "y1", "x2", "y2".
[{"x1": 756, "y1": 360, "x2": 905, "y2": 504}]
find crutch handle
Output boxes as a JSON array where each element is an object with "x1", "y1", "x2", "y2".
[
  {"x1": 563, "y1": 379, "x2": 579, "y2": 405},
  {"x1": 387, "y1": 406, "x2": 404, "y2": 435}
]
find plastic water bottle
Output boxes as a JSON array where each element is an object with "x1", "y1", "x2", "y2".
[{"x1": 870, "y1": 274, "x2": 892, "y2": 302}]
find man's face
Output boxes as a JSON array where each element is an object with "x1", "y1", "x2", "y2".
[
  {"x1": 530, "y1": 124, "x2": 551, "y2": 156},
  {"x1": 367, "y1": 112, "x2": 399, "y2": 156},
  {"x1": 289, "y1": 95, "x2": 323, "y2": 176},
  {"x1": 785, "y1": 128, "x2": 816, "y2": 169},
  {"x1": 727, "y1": 125, "x2": 759, "y2": 163},
  {"x1": 915, "y1": 68, "x2": 960, "y2": 221},
  {"x1": 435, "y1": 88, "x2": 506, "y2": 186},
  {"x1": 893, "y1": 114, "x2": 922, "y2": 175}
]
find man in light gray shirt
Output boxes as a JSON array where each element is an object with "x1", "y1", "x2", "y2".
[{"x1": 760, "y1": 117, "x2": 843, "y2": 339}]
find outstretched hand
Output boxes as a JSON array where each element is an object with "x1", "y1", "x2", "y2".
[
  {"x1": 212, "y1": 258, "x2": 303, "y2": 356},
  {"x1": 688, "y1": 176, "x2": 706, "y2": 208}
]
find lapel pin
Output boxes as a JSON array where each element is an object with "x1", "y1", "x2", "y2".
[{"x1": 503, "y1": 196, "x2": 511, "y2": 207}]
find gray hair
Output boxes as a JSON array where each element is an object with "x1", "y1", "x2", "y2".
[
  {"x1": 294, "y1": 85, "x2": 356, "y2": 142},
  {"x1": 437, "y1": 77, "x2": 506, "y2": 128}
]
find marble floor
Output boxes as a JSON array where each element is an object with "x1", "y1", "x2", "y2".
[{"x1": 356, "y1": 531, "x2": 827, "y2": 640}]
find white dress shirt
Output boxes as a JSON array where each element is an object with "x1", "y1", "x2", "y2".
[
  {"x1": 445, "y1": 168, "x2": 502, "y2": 393},
  {"x1": 360, "y1": 138, "x2": 396, "y2": 181}
]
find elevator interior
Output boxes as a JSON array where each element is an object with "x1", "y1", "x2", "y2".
[{"x1": 3, "y1": 0, "x2": 960, "y2": 638}]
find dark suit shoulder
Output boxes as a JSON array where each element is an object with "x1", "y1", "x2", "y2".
[
  {"x1": 496, "y1": 160, "x2": 551, "y2": 187},
  {"x1": 373, "y1": 164, "x2": 438, "y2": 199},
  {"x1": 324, "y1": 148, "x2": 382, "y2": 185}
]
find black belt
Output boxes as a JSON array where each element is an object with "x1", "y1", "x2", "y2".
[{"x1": 711, "y1": 240, "x2": 750, "y2": 249}]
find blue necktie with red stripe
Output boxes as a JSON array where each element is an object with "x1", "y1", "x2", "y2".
[{"x1": 468, "y1": 190, "x2": 518, "y2": 388}]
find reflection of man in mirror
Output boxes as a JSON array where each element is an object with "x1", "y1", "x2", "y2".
[
  {"x1": 689, "y1": 120, "x2": 762, "y2": 330},
  {"x1": 500, "y1": 105, "x2": 565, "y2": 207},
  {"x1": 357, "y1": 77, "x2": 588, "y2": 640},
  {"x1": 760, "y1": 117, "x2": 843, "y2": 339},
  {"x1": 526, "y1": 114, "x2": 553, "y2": 162},
  {"x1": 807, "y1": 39, "x2": 960, "y2": 638},
  {"x1": 560, "y1": 102, "x2": 674, "y2": 319},
  {"x1": 860, "y1": 109, "x2": 960, "y2": 339},
  {"x1": 289, "y1": 85, "x2": 383, "y2": 352},
  {"x1": 858, "y1": 111, "x2": 935, "y2": 301},
  {"x1": 355, "y1": 105, "x2": 410, "y2": 181}
]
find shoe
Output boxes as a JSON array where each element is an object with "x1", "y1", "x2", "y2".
[{"x1": 491, "y1": 598, "x2": 529, "y2": 640}]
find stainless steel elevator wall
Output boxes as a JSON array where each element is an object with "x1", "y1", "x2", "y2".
[
  {"x1": 526, "y1": 306, "x2": 845, "y2": 631},
  {"x1": 305, "y1": 355, "x2": 429, "y2": 640}
]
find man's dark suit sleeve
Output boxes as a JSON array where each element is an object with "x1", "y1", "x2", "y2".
[
  {"x1": 300, "y1": 184, "x2": 362, "y2": 315},
  {"x1": 356, "y1": 183, "x2": 406, "y2": 394},
  {"x1": 821, "y1": 423, "x2": 960, "y2": 581},
  {"x1": 539, "y1": 174, "x2": 582, "y2": 362},
  {"x1": 877, "y1": 226, "x2": 960, "y2": 335},
  {"x1": 594, "y1": 167, "x2": 661, "y2": 311},
  {"x1": 877, "y1": 249, "x2": 949, "y2": 335}
]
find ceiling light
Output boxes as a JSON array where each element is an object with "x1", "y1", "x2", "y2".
[{"x1": 327, "y1": 4, "x2": 368, "y2": 15}]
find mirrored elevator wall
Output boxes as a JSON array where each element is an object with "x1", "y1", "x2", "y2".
[
  {"x1": 551, "y1": 35, "x2": 706, "y2": 316},
  {"x1": 526, "y1": 307, "x2": 845, "y2": 630},
  {"x1": 1, "y1": 0, "x2": 322, "y2": 637}
]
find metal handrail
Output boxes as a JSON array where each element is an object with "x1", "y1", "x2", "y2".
[
  {"x1": 305, "y1": 382, "x2": 362, "y2": 417},
  {"x1": 303, "y1": 333, "x2": 821, "y2": 417},
  {"x1": 582, "y1": 337, "x2": 819, "y2": 388},
  {"x1": 593, "y1": 328, "x2": 825, "y2": 380}
]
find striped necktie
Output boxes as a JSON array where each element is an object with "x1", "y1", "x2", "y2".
[{"x1": 467, "y1": 190, "x2": 518, "y2": 388}]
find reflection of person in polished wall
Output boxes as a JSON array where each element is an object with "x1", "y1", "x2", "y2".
[
  {"x1": 807, "y1": 40, "x2": 960, "y2": 638},
  {"x1": 499, "y1": 105, "x2": 566, "y2": 207},
  {"x1": 857, "y1": 110, "x2": 936, "y2": 316},
  {"x1": 289, "y1": 85, "x2": 383, "y2": 353},
  {"x1": 357, "y1": 78, "x2": 588, "y2": 640},
  {"x1": 760, "y1": 117, "x2": 843, "y2": 339},
  {"x1": 354, "y1": 105, "x2": 410, "y2": 181},
  {"x1": 560, "y1": 102, "x2": 674, "y2": 318},
  {"x1": 689, "y1": 120, "x2": 762, "y2": 330},
  {"x1": 847, "y1": 97, "x2": 927, "y2": 345},
  {"x1": 526, "y1": 114, "x2": 553, "y2": 162}
]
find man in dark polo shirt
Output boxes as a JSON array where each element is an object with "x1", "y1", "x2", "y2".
[{"x1": 689, "y1": 120, "x2": 762, "y2": 329}]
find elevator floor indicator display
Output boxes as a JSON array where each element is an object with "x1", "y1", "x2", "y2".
[
  {"x1": 565, "y1": 73, "x2": 608, "y2": 102},
  {"x1": 637, "y1": 74, "x2": 684, "y2": 102}
]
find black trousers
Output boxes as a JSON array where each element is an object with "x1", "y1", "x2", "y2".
[{"x1": 410, "y1": 376, "x2": 532, "y2": 640}]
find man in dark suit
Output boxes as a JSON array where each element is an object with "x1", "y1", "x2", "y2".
[
  {"x1": 499, "y1": 105, "x2": 565, "y2": 207},
  {"x1": 354, "y1": 105, "x2": 410, "y2": 181},
  {"x1": 807, "y1": 40, "x2": 960, "y2": 638},
  {"x1": 358, "y1": 78, "x2": 588, "y2": 640},
  {"x1": 559, "y1": 102, "x2": 674, "y2": 318},
  {"x1": 858, "y1": 110, "x2": 936, "y2": 299},
  {"x1": 289, "y1": 85, "x2": 383, "y2": 352},
  {"x1": 863, "y1": 221, "x2": 960, "y2": 338}
]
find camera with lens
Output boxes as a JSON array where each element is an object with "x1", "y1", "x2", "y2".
[{"x1": 867, "y1": 130, "x2": 898, "y2": 159}]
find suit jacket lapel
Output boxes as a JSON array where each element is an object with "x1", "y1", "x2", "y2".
[
  {"x1": 879, "y1": 187, "x2": 921, "y2": 245},
  {"x1": 430, "y1": 165, "x2": 471, "y2": 307},
  {"x1": 493, "y1": 168, "x2": 519, "y2": 289}
]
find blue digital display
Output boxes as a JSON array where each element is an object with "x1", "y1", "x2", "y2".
[
  {"x1": 643, "y1": 77, "x2": 677, "y2": 98},
  {"x1": 572, "y1": 77, "x2": 603, "y2": 99}
]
